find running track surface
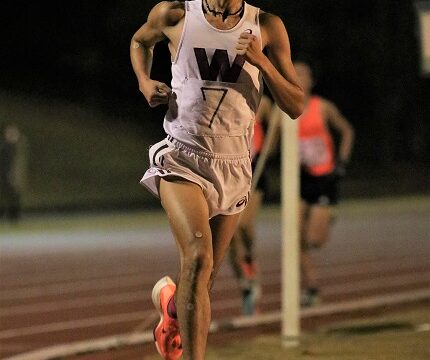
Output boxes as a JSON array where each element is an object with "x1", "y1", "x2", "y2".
[{"x1": 1, "y1": 198, "x2": 429, "y2": 359}]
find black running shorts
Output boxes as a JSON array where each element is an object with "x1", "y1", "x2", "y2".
[{"x1": 300, "y1": 169, "x2": 339, "y2": 206}]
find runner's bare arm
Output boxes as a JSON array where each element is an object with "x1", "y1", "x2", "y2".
[
  {"x1": 323, "y1": 99, "x2": 355, "y2": 163},
  {"x1": 236, "y1": 13, "x2": 304, "y2": 119},
  {"x1": 130, "y1": 1, "x2": 184, "y2": 107}
]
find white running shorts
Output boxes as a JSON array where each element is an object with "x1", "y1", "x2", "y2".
[{"x1": 140, "y1": 136, "x2": 252, "y2": 218}]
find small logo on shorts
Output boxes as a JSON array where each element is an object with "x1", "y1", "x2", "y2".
[{"x1": 236, "y1": 195, "x2": 248, "y2": 208}]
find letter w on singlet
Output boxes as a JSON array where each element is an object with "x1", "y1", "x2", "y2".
[{"x1": 194, "y1": 48, "x2": 245, "y2": 83}]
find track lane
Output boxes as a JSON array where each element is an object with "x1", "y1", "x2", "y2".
[{"x1": 0, "y1": 201, "x2": 429, "y2": 358}]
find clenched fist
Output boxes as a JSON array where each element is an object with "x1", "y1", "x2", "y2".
[
  {"x1": 236, "y1": 31, "x2": 265, "y2": 68},
  {"x1": 140, "y1": 80, "x2": 172, "y2": 108}
]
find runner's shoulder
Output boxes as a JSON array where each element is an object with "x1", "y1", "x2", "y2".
[
  {"x1": 259, "y1": 11, "x2": 284, "y2": 30},
  {"x1": 150, "y1": 1, "x2": 185, "y2": 27},
  {"x1": 258, "y1": 11, "x2": 288, "y2": 47}
]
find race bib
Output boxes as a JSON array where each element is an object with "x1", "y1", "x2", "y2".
[{"x1": 299, "y1": 136, "x2": 330, "y2": 167}]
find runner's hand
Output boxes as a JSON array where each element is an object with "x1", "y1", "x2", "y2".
[
  {"x1": 140, "y1": 80, "x2": 171, "y2": 107},
  {"x1": 236, "y1": 31, "x2": 265, "y2": 68},
  {"x1": 333, "y1": 160, "x2": 347, "y2": 179}
]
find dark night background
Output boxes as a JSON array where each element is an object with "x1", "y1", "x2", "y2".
[{"x1": 1, "y1": 0, "x2": 429, "y2": 211}]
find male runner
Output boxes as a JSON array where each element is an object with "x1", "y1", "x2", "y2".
[
  {"x1": 295, "y1": 61, "x2": 354, "y2": 306},
  {"x1": 130, "y1": 1, "x2": 304, "y2": 359}
]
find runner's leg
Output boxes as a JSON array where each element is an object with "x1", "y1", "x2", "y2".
[{"x1": 159, "y1": 178, "x2": 213, "y2": 360}]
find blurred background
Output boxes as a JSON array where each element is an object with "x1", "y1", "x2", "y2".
[
  {"x1": 1, "y1": 2, "x2": 429, "y2": 359},
  {"x1": 0, "y1": 0, "x2": 429, "y2": 214}
]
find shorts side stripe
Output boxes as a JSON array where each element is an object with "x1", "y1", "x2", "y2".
[{"x1": 152, "y1": 144, "x2": 169, "y2": 166}]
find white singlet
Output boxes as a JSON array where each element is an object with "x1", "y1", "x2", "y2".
[{"x1": 164, "y1": 0, "x2": 263, "y2": 155}]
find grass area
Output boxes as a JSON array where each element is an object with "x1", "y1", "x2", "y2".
[
  {"x1": 146, "y1": 304, "x2": 430, "y2": 359},
  {"x1": 0, "y1": 91, "x2": 154, "y2": 210}
]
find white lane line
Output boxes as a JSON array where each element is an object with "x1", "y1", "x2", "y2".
[
  {"x1": 321, "y1": 272, "x2": 430, "y2": 294},
  {"x1": 1, "y1": 270, "x2": 429, "y2": 317},
  {"x1": 0, "y1": 262, "x2": 235, "y2": 290},
  {"x1": 132, "y1": 312, "x2": 159, "y2": 333},
  {"x1": 2, "y1": 255, "x2": 429, "y2": 288},
  {"x1": 0, "y1": 343, "x2": 31, "y2": 352},
  {"x1": 1, "y1": 274, "x2": 429, "y2": 338},
  {"x1": 0, "y1": 275, "x2": 150, "y2": 301},
  {"x1": 0, "y1": 256, "x2": 179, "y2": 286},
  {"x1": 0, "y1": 271, "x2": 238, "y2": 302},
  {"x1": 3, "y1": 259, "x2": 429, "y2": 302},
  {"x1": 0, "y1": 253, "x2": 430, "y2": 300},
  {"x1": 211, "y1": 277, "x2": 430, "y2": 311},
  {"x1": 416, "y1": 323, "x2": 430, "y2": 332},
  {"x1": 217, "y1": 271, "x2": 430, "y2": 299},
  {"x1": 0, "y1": 311, "x2": 152, "y2": 340},
  {"x1": 316, "y1": 259, "x2": 430, "y2": 279},
  {"x1": 3, "y1": 288, "x2": 430, "y2": 360},
  {"x1": 1, "y1": 332, "x2": 154, "y2": 360},
  {"x1": 0, "y1": 255, "x2": 173, "y2": 280},
  {"x1": 0, "y1": 268, "x2": 247, "y2": 301},
  {"x1": 0, "y1": 268, "x2": 149, "y2": 288},
  {"x1": 211, "y1": 288, "x2": 430, "y2": 331},
  {"x1": 0, "y1": 299, "x2": 240, "y2": 340},
  {"x1": 0, "y1": 291, "x2": 146, "y2": 317}
]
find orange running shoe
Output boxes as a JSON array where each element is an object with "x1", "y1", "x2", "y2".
[
  {"x1": 240, "y1": 260, "x2": 262, "y2": 315},
  {"x1": 152, "y1": 276, "x2": 182, "y2": 360}
]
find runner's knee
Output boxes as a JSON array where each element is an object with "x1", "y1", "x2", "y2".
[{"x1": 182, "y1": 245, "x2": 213, "y2": 284}]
